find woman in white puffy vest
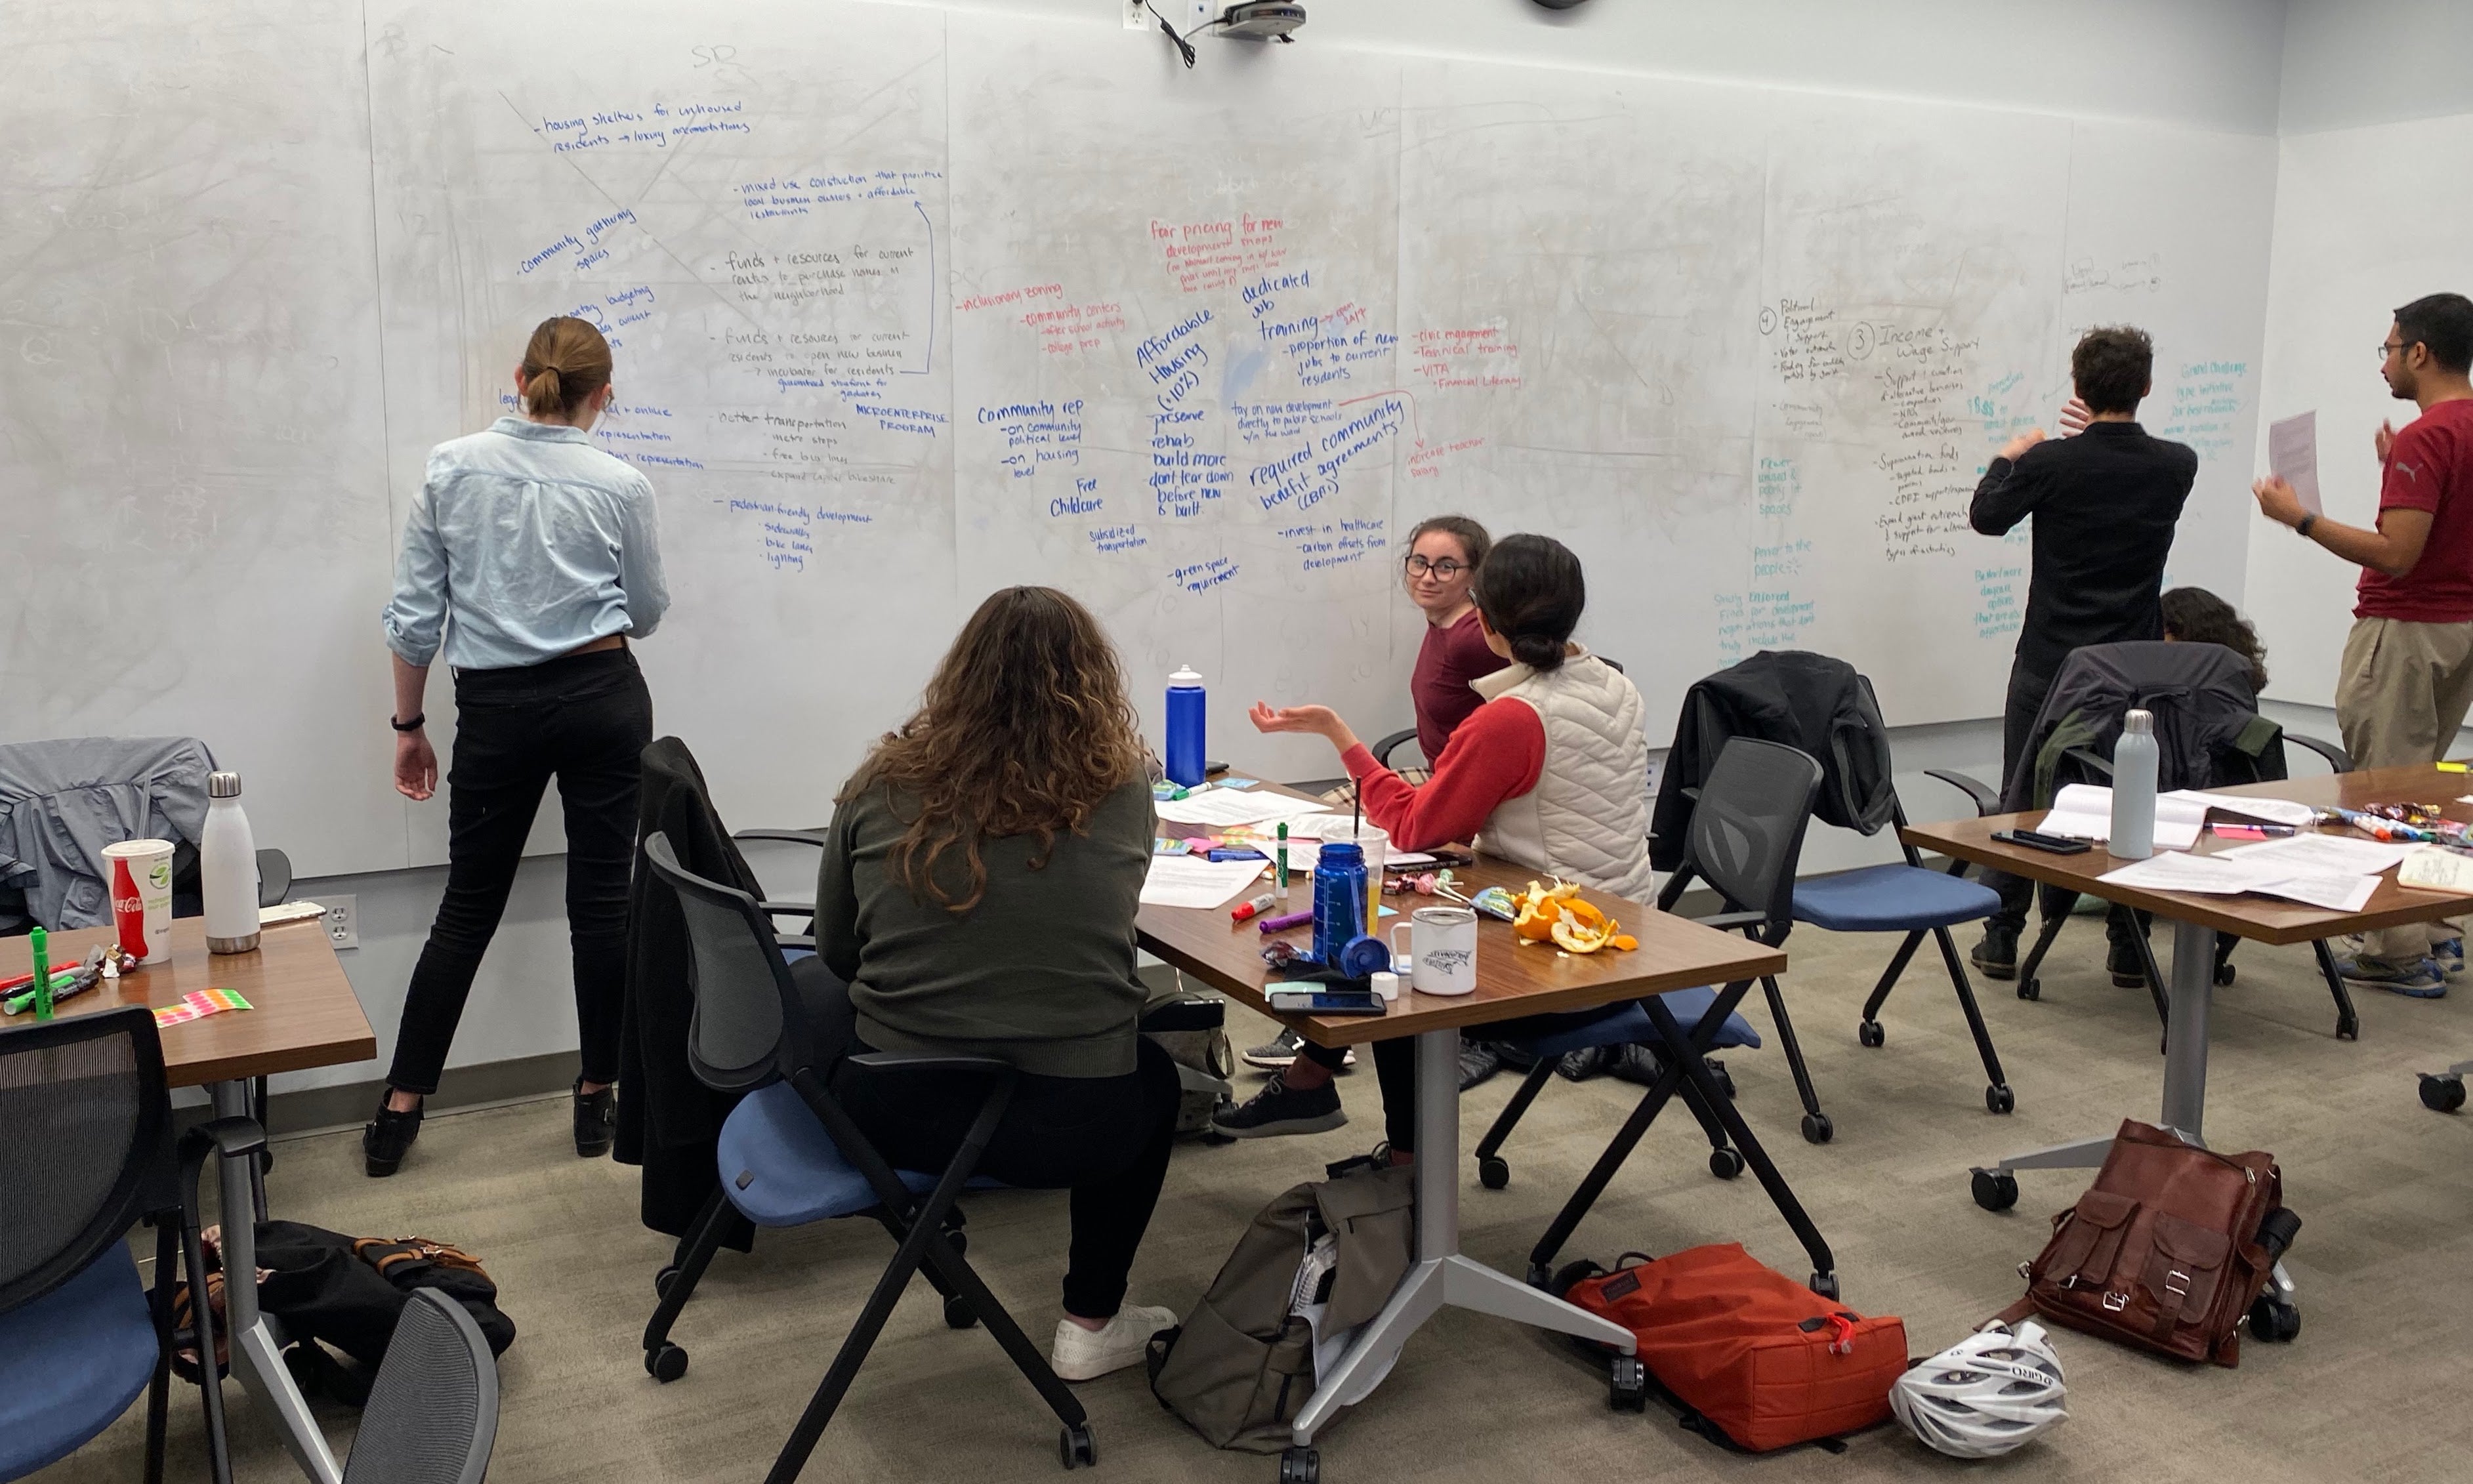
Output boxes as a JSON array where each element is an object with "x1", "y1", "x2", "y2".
[{"x1": 1213, "y1": 533, "x2": 1654, "y2": 1145}]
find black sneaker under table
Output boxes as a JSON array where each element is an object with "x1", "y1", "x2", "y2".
[
  {"x1": 1213, "y1": 1071, "x2": 1348, "y2": 1138},
  {"x1": 574, "y1": 1080, "x2": 617, "y2": 1158},
  {"x1": 1969, "y1": 925, "x2": 2018, "y2": 982}
]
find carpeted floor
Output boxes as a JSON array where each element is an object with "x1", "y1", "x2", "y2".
[{"x1": 38, "y1": 916, "x2": 2473, "y2": 1483}]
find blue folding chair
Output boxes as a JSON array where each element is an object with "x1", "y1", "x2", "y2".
[
  {"x1": 0, "y1": 1006, "x2": 262, "y2": 1484},
  {"x1": 637, "y1": 833, "x2": 1098, "y2": 1479},
  {"x1": 1470, "y1": 739, "x2": 1844, "y2": 1298}
]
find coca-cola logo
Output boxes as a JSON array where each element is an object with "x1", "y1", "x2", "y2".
[{"x1": 115, "y1": 893, "x2": 144, "y2": 917}]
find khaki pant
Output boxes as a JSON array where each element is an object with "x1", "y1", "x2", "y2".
[{"x1": 2335, "y1": 615, "x2": 2473, "y2": 962}]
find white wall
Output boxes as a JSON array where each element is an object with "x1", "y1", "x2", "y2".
[
  {"x1": 2280, "y1": 0, "x2": 2473, "y2": 136},
  {"x1": 262, "y1": 0, "x2": 2292, "y2": 1095}
]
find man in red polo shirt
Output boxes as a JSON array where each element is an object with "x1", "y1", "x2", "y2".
[{"x1": 2255, "y1": 291, "x2": 2473, "y2": 997}]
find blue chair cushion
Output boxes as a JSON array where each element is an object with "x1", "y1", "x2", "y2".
[
  {"x1": 718, "y1": 1081, "x2": 940, "y2": 1229},
  {"x1": 1793, "y1": 863, "x2": 2000, "y2": 932},
  {"x1": 0, "y1": 1243, "x2": 159, "y2": 1477},
  {"x1": 1497, "y1": 986, "x2": 1760, "y2": 1058}
]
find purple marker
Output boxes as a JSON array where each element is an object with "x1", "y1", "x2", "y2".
[{"x1": 1257, "y1": 909, "x2": 1314, "y2": 935}]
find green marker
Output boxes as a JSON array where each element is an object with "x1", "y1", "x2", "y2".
[
  {"x1": 28, "y1": 926, "x2": 51, "y2": 1021},
  {"x1": 1276, "y1": 823, "x2": 1291, "y2": 904}
]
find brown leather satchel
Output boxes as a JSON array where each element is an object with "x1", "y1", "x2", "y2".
[{"x1": 2002, "y1": 1119, "x2": 2287, "y2": 1367}]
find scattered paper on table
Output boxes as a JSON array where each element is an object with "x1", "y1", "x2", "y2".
[
  {"x1": 2218, "y1": 833, "x2": 2416, "y2": 875},
  {"x1": 1140, "y1": 855, "x2": 1271, "y2": 909},
  {"x1": 2160, "y1": 791, "x2": 2319, "y2": 829},
  {"x1": 2267, "y1": 410, "x2": 2324, "y2": 516},
  {"x1": 2096, "y1": 853, "x2": 2270, "y2": 895},
  {"x1": 2039, "y1": 784, "x2": 2203, "y2": 850},
  {"x1": 1155, "y1": 789, "x2": 1335, "y2": 827},
  {"x1": 2247, "y1": 872, "x2": 2378, "y2": 912},
  {"x1": 2399, "y1": 846, "x2": 2473, "y2": 892}
]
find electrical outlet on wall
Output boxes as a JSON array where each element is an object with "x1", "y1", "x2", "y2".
[
  {"x1": 1125, "y1": 0, "x2": 1150, "y2": 29},
  {"x1": 323, "y1": 894, "x2": 360, "y2": 951},
  {"x1": 1128, "y1": 0, "x2": 1215, "y2": 34}
]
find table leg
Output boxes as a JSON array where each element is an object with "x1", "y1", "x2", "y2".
[
  {"x1": 2157, "y1": 917, "x2": 2214, "y2": 1144},
  {"x1": 1289, "y1": 1029, "x2": 1633, "y2": 1449},
  {"x1": 209, "y1": 1079, "x2": 342, "y2": 1484}
]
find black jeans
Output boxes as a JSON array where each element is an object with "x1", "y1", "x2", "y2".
[
  {"x1": 832, "y1": 1038, "x2": 1181, "y2": 1320},
  {"x1": 1301, "y1": 1038, "x2": 1419, "y2": 1151},
  {"x1": 1986, "y1": 658, "x2": 2055, "y2": 937},
  {"x1": 388, "y1": 648, "x2": 653, "y2": 1095}
]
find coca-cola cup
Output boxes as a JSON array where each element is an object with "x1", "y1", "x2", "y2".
[{"x1": 100, "y1": 838, "x2": 176, "y2": 964}]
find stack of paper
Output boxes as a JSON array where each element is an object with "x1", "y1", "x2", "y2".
[
  {"x1": 2159, "y1": 791, "x2": 2319, "y2": 829},
  {"x1": 1140, "y1": 854, "x2": 1273, "y2": 909},
  {"x1": 2039, "y1": 784, "x2": 2207, "y2": 850},
  {"x1": 2095, "y1": 852, "x2": 2380, "y2": 912},
  {"x1": 1154, "y1": 787, "x2": 1335, "y2": 828}
]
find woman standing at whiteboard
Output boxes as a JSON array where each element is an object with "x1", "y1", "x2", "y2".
[{"x1": 368, "y1": 316, "x2": 669, "y2": 1178}]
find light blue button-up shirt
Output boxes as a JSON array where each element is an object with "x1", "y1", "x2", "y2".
[{"x1": 383, "y1": 418, "x2": 669, "y2": 671}]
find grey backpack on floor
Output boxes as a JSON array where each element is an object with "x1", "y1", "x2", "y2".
[{"x1": 1146, "y1": 1160, "x2": 1415, "y2": 1452}]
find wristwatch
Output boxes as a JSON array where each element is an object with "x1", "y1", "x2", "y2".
[
  {"x1": 2296, "y1": 514, "x2": 2319, "y2": 539},
  {"x1": 390, "y1": 713, "x2": 426, "y2": 733}
]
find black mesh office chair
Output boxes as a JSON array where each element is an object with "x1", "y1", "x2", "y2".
[
  {"x1": 0, "y1": 1006, "x2": 262, "y2": 1484},
  {"x1": 1505, "y1": 739, "x2": 1844, "y2": 1298},
  {"x1": 639, "y1": 833, "x2": 1098, "y2": 1478},
  {"x1": 343, "y1": 1289, "x2": 499, "y2": 1484}
]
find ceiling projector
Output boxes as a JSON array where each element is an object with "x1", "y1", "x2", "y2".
[{"x1": 1216, "y1": 1, "x2": 1306, "y2": 39}]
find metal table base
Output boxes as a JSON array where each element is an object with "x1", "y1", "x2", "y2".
[{"x1": 209, "y1": 1078, "x2": 343, "y2": 1484}]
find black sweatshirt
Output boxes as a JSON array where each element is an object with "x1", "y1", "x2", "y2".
[{"x1": 1969, "y1": 421, "x2": 2198, "y2": 680}]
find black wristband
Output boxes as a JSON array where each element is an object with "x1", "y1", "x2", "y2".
[
  {"x1": 390, "y1": 713, "x2": 426, "y2": 733},
  {"x1": 2295, "y1": 514, "x2": 2318, "y2": 539}
]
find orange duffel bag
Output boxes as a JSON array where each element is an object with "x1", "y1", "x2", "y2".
[{"x1": 1560, "y1": 1245, "x2": 1907, "y2": 1452}]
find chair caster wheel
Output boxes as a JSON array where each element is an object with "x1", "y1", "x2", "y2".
[
  {"x1": 1809, "y1": 1272, "x2": 1839, "y2": 1301},
  {"x1": 1800, "y1": 1112, "x2": 1833, "y2": 1145},
  {"x1": 944, "y1": 1294, "x2": 977, "y2": 1330},
  {"x1": 1709, "y1": 1147, "x2": 1744, "y2": 1180},
  {"x1": 2421, "y1": 1073, "x2": 2466, "y2": 1112},
  {"x1": 1986, "y1": 1084, "x2": 2016, "y2": 1115},
  {"x1": 2215, "y1": 961, "x2": 2237, "y2": 986},
  {"x1": 2018, "y1": 978, "x2": 2041, "y2": 1002},
  {"x1": 1705, "y1": 1058, "x2": 1735, "y2": 1100},
  {"x1": 1059, "y1": 1423, "x2": 1098, "y2": 1470},
  {"x1": 1856, "y1": 1020, "x2": 1885, "y2": 1049},
  {"x1": 1278, "y1": 1445, "x2": 1320, "y2": 1483},
  {"x1": 1608, "y1": 1355, "x2": 1648, "y2": 1412},
  {"x1": 1478, "y1": 1155, "x2": 1510, "y2": 1190},
  {"x1": 645, "y1": 1343, "x2": 688, "y2": 1382},
  {"x1": 654, "y1": 1265, "x2": 679, "y2": 1300},
  {"x1": 2335, "y1": 1015, "x2": 2360, "y2": 1042},
  {"x1": 1528, "y1": 1262, "x2": 1559, "y2": 1293},
  {"x1": 2248, "y1": 1296, "x2": 2301, "y2": 1342},
  {"x1": 1971, "y1": 1168, "x2": 2019, "y2": 1212}
]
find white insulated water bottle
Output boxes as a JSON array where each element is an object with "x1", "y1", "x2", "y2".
[
  {"x1": 202, "y1": 771, "x2": 262, "y2": 954},
  {"x1": 2108, "y1": 711, "x2": 2160, "y2": 860}
]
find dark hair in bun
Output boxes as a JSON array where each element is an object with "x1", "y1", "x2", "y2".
[{"x1": 1473, "y1": 533, "x2": 1585, "y2": 672}]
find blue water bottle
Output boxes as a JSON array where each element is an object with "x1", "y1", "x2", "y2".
[
  {"x1": 1165, "y1": 665, "x2": 1207, "y2": 787},
  {"x1": 1313, "y1": 840, "x2": 1367, "y2": 968}
]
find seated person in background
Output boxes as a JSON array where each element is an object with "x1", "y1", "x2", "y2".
[
  {"x1": 1213, "y1": 533, "x2": 1656, "y2": 1145},
  {"x1": 2160, "y1": 586, "x2": 2269, "y2": 693},
  {"x1": 815, "y1": 586, "x2": 1179, "y2": 1382}
]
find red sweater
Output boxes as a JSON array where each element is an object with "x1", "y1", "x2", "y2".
[
  {"x1": 1342, "y1": 695, "x2": 1545, "y2": 852},
  {"x1": 1411, "y1": 609, "x2": 1510, "y2": 762}
]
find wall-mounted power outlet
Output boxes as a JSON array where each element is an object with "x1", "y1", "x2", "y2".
[
  {"x1": 1128, "y1": 0, "x2": 1215, "y2": 34},
  {"x1": 323, "y1": 894, "x2": 360, "y2": 951},
  {"x1": 1125, "y1": 0, "x2": 1150, "y2": 29}
]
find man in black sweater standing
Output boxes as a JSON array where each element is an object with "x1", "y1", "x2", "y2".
[{"x1": 1966, "y1": 325, "x2": 2199, "y2": 978}]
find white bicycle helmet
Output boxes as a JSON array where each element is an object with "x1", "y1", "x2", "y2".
[{"x1": 1890, "y1": 1320, "x2": 2068, "y2": 1459}]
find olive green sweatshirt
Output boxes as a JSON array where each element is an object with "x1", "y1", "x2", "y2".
[{"x1": 816, "y1": 775, "x2": 1156, "y2": 1078}]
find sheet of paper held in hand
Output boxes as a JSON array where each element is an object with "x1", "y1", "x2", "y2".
[
  {"x1": 1140, "y1": 854, "x2": 1272, "y2": 910},
  {"x1": 2096, "y1": 852, "x2": 2379, "y2": 912},
  {"x1": 2267, "y1": 410, "x2": 2324, "y2": 516}
]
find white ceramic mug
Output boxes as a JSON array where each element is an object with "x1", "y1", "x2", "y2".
[{"x1": 1387, "y1": 905, "x2": 1477, "y2": 996}]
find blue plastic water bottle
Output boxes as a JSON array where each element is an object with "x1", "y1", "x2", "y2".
[
  {"x1": 1313, "y1": 840, "x2": 1367, "y2": 967},
  {"x1": 1165, "y1": 665, "x2": 1207, "y2": 787}
]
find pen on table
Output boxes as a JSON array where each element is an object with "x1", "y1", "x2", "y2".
[
  {"x1": 2210, "y1": 823, "x2": 2296, "y2": 840},
  {"x1": 1230, "y1": 892, "x2": 1278, "y2": 924},
  {"x1": 1276, "y1": 822, "x2": 1291, "y2": 905},
  {"x1": 28, "y1": 926, "x2": 51, "y2": 1021},
  {"x1": 2438, "y1": 761, "x2": 2468, "y2": 773},
  {"x1": 1206, "y1": 847, "x2": 1265, "y2": 863},
  {"x1": 1257, "y1": 909, "x2": 1314, "y2": 934}
]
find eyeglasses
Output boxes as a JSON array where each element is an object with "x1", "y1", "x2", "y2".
[
  {"x1": 2380, "y1": 340, "x2": 2410, "y2": 362},
  {"x1": 1404, "y1": 554, "x2": 1466, "y2": 579}
]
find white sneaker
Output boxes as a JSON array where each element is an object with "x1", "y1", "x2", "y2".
[{"x1": 1050, "y1": 1302, "x2": 1179, "y2": 1382}]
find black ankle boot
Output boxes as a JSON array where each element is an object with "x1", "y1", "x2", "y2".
[
  {"x1": 364, "y1": 1092, "x2": 422, "y2": 1178},
  {"x1": 573, "y1": 1080, "x2": 616, "y2": 1157}
]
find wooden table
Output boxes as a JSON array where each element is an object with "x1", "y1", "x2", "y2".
[
  {"x1": 1136, "y1": 802, "x2": 1784, "y2": 1470},
  {"x1": 1903, "y1": 764, "x2": 2473, "y2": 1315},
  {"x1": 3, "y1": 916, "x2": 374, "y2": 1484}
]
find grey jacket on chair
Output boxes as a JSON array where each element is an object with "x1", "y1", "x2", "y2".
[{"x1": 0, "y1": 736, "x2": 215, "y2": 932}]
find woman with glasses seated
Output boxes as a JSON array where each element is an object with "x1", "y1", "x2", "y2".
[
  {"x1": 1213, "y1": 534, "x2": 1655, "y2": 1147},
  {"x1": 815, "y1": 586, "x2": 1181, "y2": 1381}
]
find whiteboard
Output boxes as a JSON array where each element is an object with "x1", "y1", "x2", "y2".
[
  {"x1": 0, "y1": 2, "x2": 2291, "y2": 867},
  {"x1": 2248, "y1": 113, "x2": 2473, "y2": 709}
]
